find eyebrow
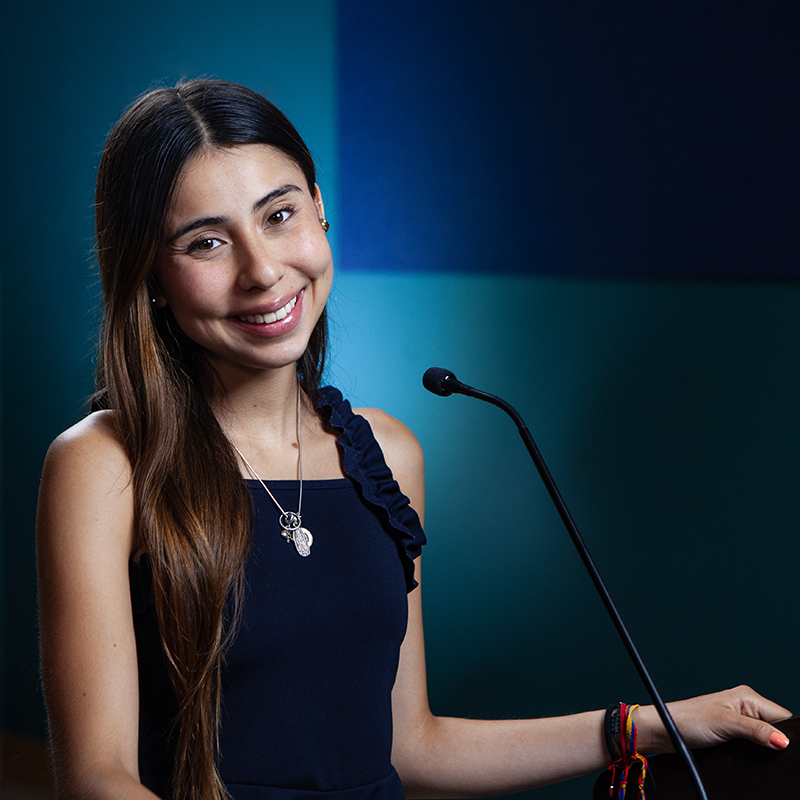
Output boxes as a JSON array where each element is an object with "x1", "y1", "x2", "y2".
[{"x1": 165, "y1": 184, "x2": 304, "y2": 244}]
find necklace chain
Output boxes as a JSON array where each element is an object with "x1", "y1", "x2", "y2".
[{"x1": 226, "y1": 381, "x2": 313, "y2": 557}]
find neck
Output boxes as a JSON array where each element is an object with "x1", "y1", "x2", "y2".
[
  {"x1": 210, "y1": 363, "x2": 302, "y2": 446},
  {"x1": 204, "y1": 360, "x2": 336, "y2": 482}
]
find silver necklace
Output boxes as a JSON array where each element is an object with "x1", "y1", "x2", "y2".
[{"x1": 227, "y1": 382, "x2": 313, "y2": 557}]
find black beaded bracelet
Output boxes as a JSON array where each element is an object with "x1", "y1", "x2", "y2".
[{"x1": 604, "y1": 703, "x2": 622, "y2": 760}]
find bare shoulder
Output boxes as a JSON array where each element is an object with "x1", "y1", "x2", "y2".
[
  {"x1": 39, "y1": 410, "x2": 136, "y2": 555},
  {"x1": 354, "y1": 407, "x2": 425, "y2": 520},
  {"x1": 46, "y1": 409, "x2": 129, "y2": 478},
  {"x1": 354, "y1": 407, "x2": 424, "y2": 471}
]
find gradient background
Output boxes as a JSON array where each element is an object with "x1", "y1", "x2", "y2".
[{"x1": 2, "y1": 2, "x2": 799, "y2": 798}]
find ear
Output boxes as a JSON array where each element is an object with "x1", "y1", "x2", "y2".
[
  {"x1": 314, "y1": 184, "x2": 325, "y2": 220},
  {"x1": 148, "y1": 281, "x2": 168, "y2": 309}
]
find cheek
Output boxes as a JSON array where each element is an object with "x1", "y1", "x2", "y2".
[
  {"x1": 159, "y1": 264, "x2": 227, "y2": 313},
  {"x1": 308, "y1": 254, "x2": 334, "y2": 310},
  {"x1": 290, "y1": 229, "x2": 333, "y2": 280}
]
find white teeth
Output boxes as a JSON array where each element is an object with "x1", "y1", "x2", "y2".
[{"x1": 238, "y1": 295, "x2": 297, "y2": 325}]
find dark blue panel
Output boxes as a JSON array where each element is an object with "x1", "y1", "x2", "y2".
[{"x1": 339, "y1": 2, "x2": 800, "y2": 278}]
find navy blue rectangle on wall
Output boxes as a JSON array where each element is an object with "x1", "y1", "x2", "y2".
[{"x1": 338, "y1": 2, "x2": 800, "y2": 279}]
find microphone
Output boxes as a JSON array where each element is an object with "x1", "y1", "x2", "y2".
[
  {"x1": 423, "y1": 367, "x2": 709, "y2": 800},
  {"x1": 423, "y1": 368, "x2": 528, "y2": 428},
  {"x1": 422, "y1": 367, "x2": 471, "y2": 397}
]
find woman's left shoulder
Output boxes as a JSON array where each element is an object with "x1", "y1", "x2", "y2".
[
  {"x1": 353, "y1": 407, "x2": 424, "y2": 472},
  {"x1": 353, "y1": 409, "x2": 425, "y2": 520}
]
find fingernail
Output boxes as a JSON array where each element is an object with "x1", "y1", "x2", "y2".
[{"x1": 769, "y1": 731, "x2": 790, "y2": 749}]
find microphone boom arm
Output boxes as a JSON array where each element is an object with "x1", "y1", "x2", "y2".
[{"x1": 423, "y1": 368, "x2": 708, "y2": 800}]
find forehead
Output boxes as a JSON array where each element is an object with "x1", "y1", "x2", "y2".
[{"x1": 168, "y1": 144, "x2": 307, "y2": 219}]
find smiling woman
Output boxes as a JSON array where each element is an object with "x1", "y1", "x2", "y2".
[
  {"x1": 35, "y1": 79, "x2": 792, "y2": 800},
  {"x1": 155, "y1": 146, "x2": 333, "y2": 376}
]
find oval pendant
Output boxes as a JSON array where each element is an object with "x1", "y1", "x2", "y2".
[{"x1": 291, "y1": 527, "x2": 313, "y2": 557}]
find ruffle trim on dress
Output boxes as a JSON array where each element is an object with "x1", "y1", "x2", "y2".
[{"x1": 317, "y1": 386, "x2": 425, "y2": 592}]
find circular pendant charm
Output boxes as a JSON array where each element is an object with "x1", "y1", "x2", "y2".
[{"x1": 278, "y1": 512, "x2": 312, "y2": 556}]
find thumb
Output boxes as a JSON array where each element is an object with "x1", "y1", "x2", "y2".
[{"x1": 734, "y1": 715, "x2": 790, "y2": 750}]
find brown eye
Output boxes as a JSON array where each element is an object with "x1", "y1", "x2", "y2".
[
  {"x1": 188, "y1": 237, "x2": 221, "y2": 254},
  {"x1": 267, "y1": 208, "x2": 292, "y2": 226}
]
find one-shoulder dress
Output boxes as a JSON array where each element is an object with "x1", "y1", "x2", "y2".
[{"x1": 129, "y1": 387, "x2": 426, "y2": 800}]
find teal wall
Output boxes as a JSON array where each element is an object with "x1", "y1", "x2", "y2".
[
  {"x1": 2, "y1": 4, "x2": 799, "y2": 800},
  {"x1": 329, "y1": 275, "x2": 800, "y2": 799},
  {"x1": 0, "y1": 274, "x2": 3, "y2": 719},
  {"x1": 0, "y1": 0, "x2": 338, "y2": 739}
]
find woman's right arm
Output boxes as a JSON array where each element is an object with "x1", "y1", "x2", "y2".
[{"x1": 37, "y1": 412, "x2": 159, "y2": 799}]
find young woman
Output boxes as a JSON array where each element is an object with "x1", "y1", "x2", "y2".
[{"x1": 36, "y1": 79, "x2": 790, "y2": 800}]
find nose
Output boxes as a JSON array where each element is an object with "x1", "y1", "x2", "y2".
[{"x1": 236, "y1": 232, "x2": 281, "y2": 292}]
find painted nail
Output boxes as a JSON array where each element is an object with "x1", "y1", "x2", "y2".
[{"x1": 769, "y1": 731, "x2": 790, "y2": 750}]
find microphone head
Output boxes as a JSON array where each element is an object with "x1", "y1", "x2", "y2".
[{"x1": 423, "y1": 367, "x2": 458, "y2": 396}]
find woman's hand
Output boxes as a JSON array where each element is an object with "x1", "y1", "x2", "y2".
[{"x1": 636, "y1": 685, "x2": 792, "y2": 754}]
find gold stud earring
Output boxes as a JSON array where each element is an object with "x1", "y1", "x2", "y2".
[{"x1": 320, "y1": 218, "x2": 330, "y2": 233}]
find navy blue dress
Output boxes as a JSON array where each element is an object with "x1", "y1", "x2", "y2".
[{"x1": 129, "y1": 387, "x2": 425, "y2": 800}]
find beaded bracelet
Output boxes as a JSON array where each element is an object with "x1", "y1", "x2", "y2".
[{"x1": 604, "y1": 704, "x2": 622, "y2": 759}]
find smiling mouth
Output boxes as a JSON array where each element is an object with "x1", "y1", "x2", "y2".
[{"x1": 236, "y1": 295, "x2": 298, "y2": 324}]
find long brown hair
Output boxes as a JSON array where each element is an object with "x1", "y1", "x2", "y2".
[{"x1": 93, "y1": 79, "x2": 328, "y2": 800}]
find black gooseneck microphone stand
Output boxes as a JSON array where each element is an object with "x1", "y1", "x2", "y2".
[{"x1": 422, "y1": 367, "x2": 709, "y2": 800}]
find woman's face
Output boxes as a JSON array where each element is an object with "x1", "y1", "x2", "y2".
[{"x1": 156, "y1": 144, "x2": 332, "y2": 379}]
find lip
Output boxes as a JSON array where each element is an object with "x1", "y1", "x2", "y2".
[{"x1": 229, "y1": 290, "x2": 304, "y2": 337}]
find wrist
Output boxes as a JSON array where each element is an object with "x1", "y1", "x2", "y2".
[{"x1": 633, "y1": 704, "x2": 672, "y2": 754}]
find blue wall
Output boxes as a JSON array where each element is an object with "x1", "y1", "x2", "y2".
[
  {"x1": 339, "y1": 2, "x2": 800, "y2": 278},
  {"x1": 2, "y1": 4, "x2": 800, "y2": 800}
]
